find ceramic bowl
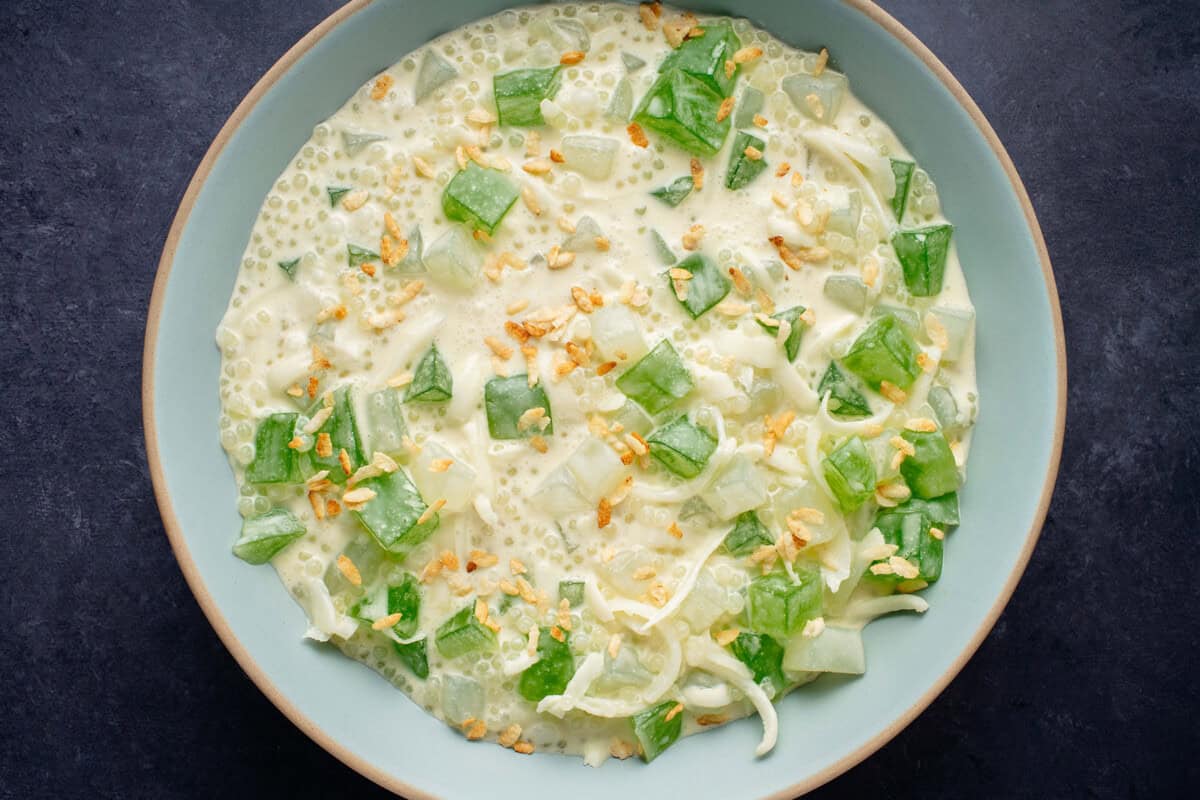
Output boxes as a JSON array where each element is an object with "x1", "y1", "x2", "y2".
[{"x1": 144, "y1": 2, "x2": 1065, "y2": 797}]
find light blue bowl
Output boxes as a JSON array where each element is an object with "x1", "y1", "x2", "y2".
[{"x1": 144, "y1": 1, "x2": 1065, "y2": 797}]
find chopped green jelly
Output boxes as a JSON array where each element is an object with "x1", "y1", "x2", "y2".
[
  {"x1": 306, "y1": 386, "x2": 365, "y2": 484},
  {"x1": 871, "y1": 508, "x2": 943, "y2": 584},
  {"x1": 729, "y1": 632, "x2": 787, "y2": 698},
  {"x1": 351, "y1": 468, "x2": 439, "y2": 556},
  {"x1": 393, "y1": 638, "x2": 429, "y2": 679},
  {"x1": 327, "y1": 186, "x2": 351, "y2": 207},
  {"x1": 899, "y1": 429, "x2": 959, "y2": 499},
  {"x1": 232, "y1": 508, "x2": 305, "y2": 565},
  {"x1": 615, "y1": 339, "x2": 694, "y2": 415},
  {"x1": 842, "y1": 315, "x2": 922, "y2": 392},
  {"x1": 277, "y1": 258, "x2": 300, "y2": 280},
  {"x1": 245, "y1": 412, "x2": 301, "y2": 485},
  {"x1": 484, "y1": 375, "x2": 553, "y2": 440},
  {"x1": 756, "y1": 305, "x2": 806, "y2": 362},
  {"x1": 723, "y1": 510, "x2": 774, "y2": 557},
  {"x1": 518, "y1": 626, "x2": 576, "y2": 702},
  {"x1": 631, "y1": 700, "x2": 684, "y2": 763},
  {"x1": 647, "y1": 416, "x2": 718, "y2": 479},
  {"x1": 894, "y1": 492, "x2": 960, "y2": 527},
  {"x1": 746, "y1": 569, "x2": 823, "y2": 640},
  {"x1": 442, "y1": 162, "x2": 519, "y2": 236},
  {"x1": 817, "y1": 362, "x2": 872, "y2": 418},
  {"x1": 347, "y1": 243, "x2": 379, "y2": 268},
  {"x1": 890, "y1": 159, "x2": 915, "y2": 221},
  {"x1": 633, "y1": 69, "x2": 731, "y2": 156},
  {"x1": 725, "y1": 130, "x2": 768, "y2": 190},
  {"x1": 823, "y1": 436, "x2": 876, "y2": 513},
  {"x1": 659, "y1": 21, "x2": 742, "y2": 96},
  {"x1": 405, "y1": 344, "x2": 453, "y2": 403},
  {"x1": 559, "y1": 580, "x2": 586, "y2": 608},
  {"x1": 388, "y1": 574, "x2": 422, "y2": 638},
  {"x1": 650, "y1": 175, "x2": 694, "y2": 207},
  {"x1": 892, "y1": 224, "x2": 953, "y2": 297},
  {"x1": 668, "y1": 252, "x2": 731, "y2": 319},
  {"x1": 435, "y1": 603, "x2": 498, "y2": 659},
  {"x1": 494, "y1": 67, "x2": 562, "y2": 127}
]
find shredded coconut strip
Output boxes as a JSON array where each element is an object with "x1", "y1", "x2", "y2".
[
  {"x1": 684, "y1": 636, "x2": 778, "y2": 757},
  {"x1": 842, "y1": 593, "x2": 930, "y2": 627},
  {"x1": 679, "y1": 682, "x2": 736, "y2": 709}
]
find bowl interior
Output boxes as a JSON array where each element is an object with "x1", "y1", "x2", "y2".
[{"x1": 146, "y1": 1, "x2": 1063, "y2": 797}]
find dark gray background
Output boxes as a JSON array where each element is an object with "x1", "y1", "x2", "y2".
[{"x1": 2, "y1": 0, "x2": 1197, "y2": 797}]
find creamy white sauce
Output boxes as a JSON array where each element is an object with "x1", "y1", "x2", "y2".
[{"x1": 216, "y1": 2, "x2": 978, "y2": 763}]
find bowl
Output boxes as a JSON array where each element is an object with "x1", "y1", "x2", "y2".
[{"x1": 143, "y1": 1, "x2": 1065, "y2": 796}]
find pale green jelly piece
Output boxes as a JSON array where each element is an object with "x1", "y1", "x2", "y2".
[
  {"x1": 783, "y1": 625, "x2": 866, "y2": 674},
  {"x1": 607, "y1": 77, "x2": 633, "y2": 121},
  {"x1": 423, "y1": 228, "x2": 483, "y2": 291},
  {"x1": 782, "y1": 70, "x2": 849, "y2": 123},
  {"x1": 415, "y1": 49, "x2": 458, "y2": 102},
  {"x1": 824, "y1": 274, "x2": 868, "y2": 314},
  {"x1": 341, "y1": 130, "x2": 386, "y2": 157}
]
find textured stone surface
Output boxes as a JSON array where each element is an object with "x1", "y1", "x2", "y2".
[{"x1": 0, "y1": 0, "x2": 1196, "y2": 797}]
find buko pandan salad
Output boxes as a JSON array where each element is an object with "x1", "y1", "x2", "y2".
[{"x1": 216, "y1": 2, "x2": 977, "y2": 765}]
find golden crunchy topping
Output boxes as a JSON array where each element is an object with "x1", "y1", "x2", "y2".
[
  {"x1": 805, "y1": 92, "x2": 826, "y2": 120},
  {"x1": 666, "y1": 521, "x2": 684, "y2": 539},
  {"x1": 716, "y1": 96, "x2": 735, "y2": 122},
  {"x1": 462, "y1": 718, "x2": 487, "y2": 741},
  {"x1": 546, "y1": 245, "x2": 576, "y2": 270},
  {"x1": 484, "y1": 336, "x2": 514, "y2": 360},
  {"x1": 522, "y1": 158, "x2": 554, "y2": 176},
  {"x1": 371, "y1": 612, "x2": 403, "y2": 631},
  {"x1": 681, "y1": 224, "x2": 705, "y2": 251},
  {"x1": 340, "y1": 188, "x2": 369, "y2": 212},
  {"x1": 370, "y1": 74, "x2": 394, "y2": 100},
  {"x1": 529, "y1": 435, "x2": 549, "y2": 454},
  {"x1": 714, "y1": 628, "x2": 739, "y2": 646},
  {"x1": 743, "y1": 145, "x2": 763, "y2": 161},
  {"x1": 560, "y1": 50, "x2": 585, "y2": 65},
  {"x1": 610, "y1": 739, "x2": 637, "y2": 759},
  {"x1": 412, "y1": 155, "x2": 434, "y2": 178},
  {"x1": 697, "y1": 714, "x2": 729, "y2": 726},
  {"x1": 814, "y1": 47, "x2": 830, "y2": 76},
  {"x1": 314, "y1": 432, "x2": 333, "y2": 458},
  {"x1": 549, "y1": 625, "x2": 566, "y2": 643},
  {"x1": 905, "y1": 417, "x2": 938, "y2": 433},
  {"x1": 504, "y1": 320, "x2": 531, "y2": 344},
  {"x1": 663, "y1": 703, "x2": 685, "y2": 723},
  {"x1": 597, "y1": 497, "x2": 613, "y2": 529},
  {"x1": 596, "y1": 360, "x2": 617, "y2": 376},
  {"x1": 925, "y1": 313, "x2": 950, "y2": 351},
  {"x1": 570, "y1": 285, "x2": 595, "y2": 313},
  {"x1": 626, "y1": 122, "x2": 649, "y2": 148},
  {"x1": 888, "y1": 556, "x2": 921, "y2": 580},
  {"x1": 416, "y1": 498, "x2": 446, "y2": 525},
  {"x1": 733, "y1": 46, "x2": 763, "y2": 64},
  {"x1": 643, "y1": 582, "x2": 670, "y2": 607},
  {"x1": 498, "y1": 724, "x2": 522, "y2": 749},
  {"x1": 632, "y1": 566, "x2": 657, "y2": 581},
  {"x1": 342, "y1": 487, "x2": 377, "y2": 507},
  {"x1": 688, "y1": 157, "x2": 705, "y2": 191},
  {"x1": 930, "y1": 527, "x2": 946, "y2": 541},
  {"x1": 753, "y1": 114, "x2": 769, "y2": 128},
  {"x1": 521, "y1": 344, "x2": 539, "y2": 386},
  {"x1": 520, "y1": 184, "x2": 542, "y2": 216},
  {"x1": 336, "y1": 554, "x2": 362, "y2": 586},
  {"x1": 638, "y1": 1, "x2": 660, "y2": 30},
  {"x1": 512, "y1": 741, "x2": 535, "y2": 755},
  {"x1": 879, "y1": 380, "x2": 908, "y2": 404},
  {"x1": 724, "y1": 58, "x2": 736, "y2": 79},
  {"x1": 337, "y1": 448, "x2": 353, "y2": 475}
]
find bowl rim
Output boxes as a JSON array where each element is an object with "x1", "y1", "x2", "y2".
[{"x1": 141, "y1": 1, "x2": 1067, "y2": 797}]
